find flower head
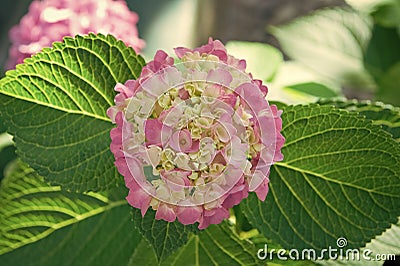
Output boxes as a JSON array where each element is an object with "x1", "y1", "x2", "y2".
[
  {"x1": 6, "y1": 0, "x2": 144, "y2": 69},
  {"x1": 108, "y1": 38, "x2": 285, "y2": 229}
]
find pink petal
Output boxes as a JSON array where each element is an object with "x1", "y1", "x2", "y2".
[
  {"x1": 174, "y1": 47, "x2": 192, "y2": 58},
  {"x1": 175, "y1": 38, "x2": 228, "y2": 62},
  {"x1": 177, "y1": 204, "x2": 202, "y2": 225},
  {"x1": 155, "y1": 203, "x2": 177, "y2": 222},
  {"x1": 178, "y1": 88, "x2": 190, "y2": 100},
  {"x1": 189, "y1": 140, "x2": 200, "y2": 153},
  {"x1": 235, "y1": 82, "x2": 268, "y2": 114},
  {"x1": 144, "y1": 119, "x2": 163, "y2": 146},
  {"x1": 208, "y1": 207, "x2": 230, "y2": 223},
  {"x1": 196, "y1": 38, "x2": 228, "y2": 62},
  {"x1": 126, "y1": 185, "x2": 153, "y2": 217},
  {"x1": 198, "y1": 217, "x2": 210, "y2": 230},
  {"x1": 227, "y1": 55, "x2": 246, "y2": 71},
  {"x1": 198, "y1": 207, "x2": 230, "y2": 229},
  {"x1": 222, "y1": 188, "x2": 248, "y2": 209},
  {"x1": 110, "y1": 127, "x2": 122, "y2": 154},
  {"x1": 218, "y1": 93, "x2": 237, "y2": 108},
  {"x1": 145, "y1": 50, "x2": 174, "y2": 73},
  {"x1": 254, "y1": 178, "x2": 270, "y2": 201},
  {"x1": 169, "y1": 129, "x2": 193, "y2": 152},
  {"x1": 161, "y1": 170, "x2": 190, "y2": 191},
  {"x1": 207, "y1": 69, "x2": 232, "y2": 87}
]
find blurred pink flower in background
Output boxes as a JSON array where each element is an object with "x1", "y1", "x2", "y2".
[{"x1": 6, "y1": 0, "x2": 144, "y2": 69}]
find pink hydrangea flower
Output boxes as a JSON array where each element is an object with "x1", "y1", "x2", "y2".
[
  {"x1": 108, "y1": 38, "x2": 285, "y2": 229},
  {"x1": 6, "y1": 0, "x2": 144, "y2": 69}
]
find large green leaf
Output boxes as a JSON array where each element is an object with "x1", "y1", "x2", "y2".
[
  {"x1": 132, "y1": 208, "x2": 198, "y2": 262},
  {"x1": 0, "y1": 33, "x2": 145, "y2": 192},
  {"x1": 0, "y1": 160, "x2": 141, "y2": 265},
  {"x1": 225, "y1": 41, "x2": 283, "y2": 81},
  {"x1": 129, "y1": 222, "x2": 262, "y2": 266},
  {"x1": 242, "y1": 104, "x2": 400, "y2": 253},
  {"x1": 319, "y1": 99, "x2": 400, "y2": 141},
  {"x1": 296, "y1": 99, "x2": 400, "y2": 264},
  {"x1": 270, "y1": 8, "x2": 375, "y2": 90}
]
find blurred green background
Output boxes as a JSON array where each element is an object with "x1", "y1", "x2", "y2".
[{"x1": 0, "y1": 0, "x2": 347, "y2": 68}]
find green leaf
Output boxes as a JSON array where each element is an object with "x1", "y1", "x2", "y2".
[
  {"x1": 346, "y1": 0, "x2": 400, "y2": 29},
  {"x1": 128, "y1": 239, "x2": 158, "y2": 266},
  {"x1": 364, "y1": 25, "x2": 400, "y2": 79},
  {"x1": 0, "y1": 117, "x2": 6, "y2": 133},
  {"x1": 144, "y1": 165, "x2": 162, "y2": 182},
  {"x1": 287, "y1": 82, "x2": 338, "y2": 98},
  {"x1": 364, "y1": 218, "x2": 400, "y2": 255},
  {"x1": 0, "y1": 160, "x2": 141, "y2": 265},
  {"x1": 0, "y1": 145, "x2": 15, "y2": 183},
  {"x1": 364, "y1": 24, "x2": 400, "y2": 105},
  {"x1": 129, "y1": 222, "x2": 262, "y2": 266},
  {"x1": 242, "y1": 104, "x2": 400, "y2": 253},
  {"x1": 0, "y1": 132, "x2": 15, "y2": 181},
  {"x1": 268, "y1": 61, "x2": 342, "y2": 105},
  {"x1": 270, "y1": 8, "x2": 375, "y2": 90},
  {"x1": 376, "y1": 62, "x2": 400, "y2": 106},
  {"x1": 319, "y1": 99, "x2": 400, "y2": 141},
  {"x1": 272, "y1": 260, "x2": 318, "y2": 266},
  {"x1": 345, "y1": 0, "x2": 389, "y2": 12},
  {"x1": 0, "y1": 33, "x2": 145, "y2": 192},
  {"x1": 372, "y1": 2, "x2": 400, "y2": 29},
  {"x1": 132, "y1": 208, "x2": 198, "y2": 262},
  {"x1": 225, "y1": 41, "x2": 283, "y2": 81},
  {"x1": 233, "y1": 204, "x2": 253, "y2": 233},
  {"x1": 0, "y1": 132, "x2": 12, "y2": 152},
  {"x1": 0, "y1": 114, "x2": 16, "y2": 181},
  {"x1": 318, "y1": 219, "x2": 399, "y2": 265}
]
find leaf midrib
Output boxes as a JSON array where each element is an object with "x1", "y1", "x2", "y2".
[
  {"x1": 275, "y1": 162, "x2": 399, "y2": 197},
  {"x1": 0, "y1": 88, "x2": 111, "y2": 123},
  {"x1": 283, "y1": 148, "x2": 397, "y2": 165}
]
